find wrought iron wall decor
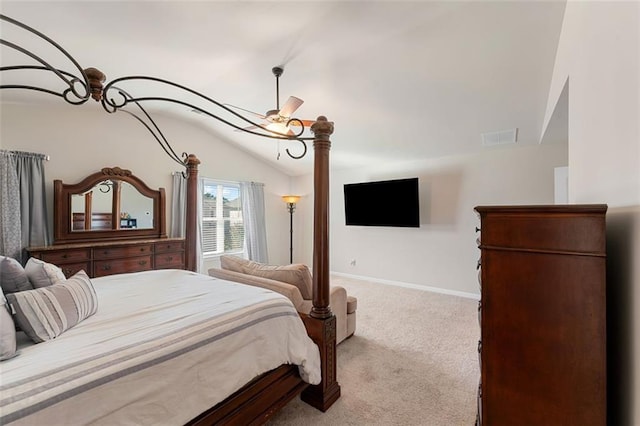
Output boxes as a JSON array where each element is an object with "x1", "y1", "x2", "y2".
[{"x1": 0, "y1": 14, "x2": 312, "y2": 168}]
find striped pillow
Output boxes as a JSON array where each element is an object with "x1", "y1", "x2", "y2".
[{"x1": 6, "y1": 271, "x2": 98, "y2": 343}]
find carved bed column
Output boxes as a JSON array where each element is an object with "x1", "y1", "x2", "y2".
[
  {"x1": 185, "y1": 154, "x2": 200, "y2": 272},
  {"x1": 301, "y1": 116, "x2": 341, "y2": 411}
]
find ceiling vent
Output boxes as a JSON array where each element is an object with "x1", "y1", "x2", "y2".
[{"x1": 481, "y1": 128, "x2": 518, "y2": 146}]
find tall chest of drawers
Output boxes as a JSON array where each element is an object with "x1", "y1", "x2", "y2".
[
  {"x1": 474, "y1": 205, "x2": 607, "y2": 426},
  {"x1": 27, "y1": 238, "x2": 185, "y2": 278}
]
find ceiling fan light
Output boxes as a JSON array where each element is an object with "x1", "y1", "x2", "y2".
[{"x1": 265, "y1": 122, "x2": 291, "y2": 136}]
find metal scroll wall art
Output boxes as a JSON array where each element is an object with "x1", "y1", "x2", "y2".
[{"x1": 0, "y1": 14, "x2": 311, "y2": 168}]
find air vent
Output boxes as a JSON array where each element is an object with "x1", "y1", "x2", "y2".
[{"x1": 481, "y1": 128, "x2": 518, "y2": 146}]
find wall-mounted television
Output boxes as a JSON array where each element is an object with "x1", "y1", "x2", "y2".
[{"x1": 344, "y1": 178, "x2": 420, "y2": 227}]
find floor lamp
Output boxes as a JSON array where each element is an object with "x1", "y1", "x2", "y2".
[{"x1": 282, "y1": 195, "x2": 301, "y2": 264}]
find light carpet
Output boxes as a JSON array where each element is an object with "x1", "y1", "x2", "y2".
[{"x1": 268, "y1": 275, "x2": 480, "y2": 426}]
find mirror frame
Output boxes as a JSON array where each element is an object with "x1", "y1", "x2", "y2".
[{"x1": 53, "y1": 166, "x2": 167, "y2": 244}]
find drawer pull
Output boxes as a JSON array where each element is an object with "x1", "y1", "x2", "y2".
[
  {"x1": 140, "y1": 247, "x2": 145, "y2": 252},
  {"x1": 102, "y1": 264, "x2": 111, "y2": 271},
  {"x1": 62, "y1": 254, "x2": 69, "y2": 259},
  {"x1": 138, "y1": 260, "x2": 147, "y2": 266},
  {"x1": 103, "y1": 250, "x2": 109, "y2": 255},
  {"x1": 167, "y1": 256, "x2": 173, "y2": 261}
]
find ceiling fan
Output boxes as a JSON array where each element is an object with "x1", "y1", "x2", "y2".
[{"x1": 227, "y1": 66, "x2": 315, "y2": 136}]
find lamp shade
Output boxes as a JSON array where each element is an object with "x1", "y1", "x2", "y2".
[{"x1": 282, "y1": 195, "x2": 301, "y2": 204}]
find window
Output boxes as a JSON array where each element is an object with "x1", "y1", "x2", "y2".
[{"x1": 201, "y1": 180, "x2": 244, "y2": 256}]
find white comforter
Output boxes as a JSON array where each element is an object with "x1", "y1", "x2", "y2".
[{"x1": 0, "y1": 269, "x2": 320, "y2": 425}]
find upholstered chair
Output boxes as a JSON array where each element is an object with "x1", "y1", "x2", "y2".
[{"x1": 208, "y1": 255, "x2": 356, "y2": 344}]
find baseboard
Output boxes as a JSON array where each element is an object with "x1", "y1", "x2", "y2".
[{"x1": 331, "y1": 271, "x2": 480, "y2": 300}]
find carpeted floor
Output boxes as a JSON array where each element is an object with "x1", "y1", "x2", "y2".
[{"x1": 268, "y1": 275, "x2": 480, "y2": 426}]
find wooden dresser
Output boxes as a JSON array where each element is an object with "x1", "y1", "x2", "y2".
[
  {"x1": 27, "y1": 238, "x2": 185, "y2": 278},
  {"x1": 474, "y1": 205, "x2": 607, "y2": 426}
]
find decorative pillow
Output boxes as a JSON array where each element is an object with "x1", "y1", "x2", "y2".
[
  {"x1": 0, "y1": 287, "x2": 17, "y2": 361},
  {"x1": 220, "y1": 255, "x2": 251, "y2": 273},
  {"x1": 0, "y1": 256, "x2": 33, "y2": 294},
  {"x1": 220, "y1": 255, "x2": 313, "y2": 299},
  {"x1": 6, "y1": 270, "x2": 98, "y2": 343},
  {"x1": 241, "y1": 262, "x2": 313, "y2": 300},
  {"x1": 25, "y1": 257, "x2": 66, "y2": 288}
]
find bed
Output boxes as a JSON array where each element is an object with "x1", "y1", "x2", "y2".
[
  {"x1": 0, "y1": 13, "x2": 340, "y2": 425},
  {"x1": 0, "y1": 138, "x2": 338, "y2": 425},
  {"x1": 1, "y1": 269, "x2": 321, "y2": 425}
]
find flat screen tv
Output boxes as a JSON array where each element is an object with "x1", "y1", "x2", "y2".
[{"x1": 344, "y1": 178, "x2": 420, "y2": 227}]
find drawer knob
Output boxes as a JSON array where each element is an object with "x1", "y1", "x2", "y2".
[
  {"x1": 139, "y1": 260, "x2": 147, "y2": 266},
  {"x1": 102, "y1": 264, "x2": 111, "y2": 271},
  {"x1": 167, "y1": 256, "x2": 173, "y2": 261},
  {"x1": 62, "y1": 254, "x2": 69, "y2": 259},
  {"x1": 140, "y1": 248, "x2": 145, "y2": 252}
]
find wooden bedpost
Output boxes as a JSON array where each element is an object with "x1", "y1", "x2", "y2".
[
  {"x1": 185, "y1": 154, "x2": 200, "y2": 272},
  {"x1": 301, "y1": 116, "x2": 341, "y2": 411}
]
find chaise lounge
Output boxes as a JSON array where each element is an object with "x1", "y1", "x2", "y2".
[{"x1": 208, "y1": 255, "x2": 357, "y2": 344}]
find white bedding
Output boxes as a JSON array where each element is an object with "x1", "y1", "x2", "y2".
[{"x1": 0, "y1": 269, "x2": 321, "y2": 425}]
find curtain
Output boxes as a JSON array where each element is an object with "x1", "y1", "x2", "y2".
[
  {"x1": 240, "y1": 182, "x2": 268, "y2": 263},
  {"x1": 0, "y1": 150, "x2": 49, "y2": 262},
  {"x1": 171, "y1": 172, "x2": 204, "y2": 272},
  {"x1": 170, "y1": 172, "x2": 186, "y2": 238},
  {"x1": 196, "y1": 178, "x2": 203, "y2": 273},
  {"x1": 0, "y1": 152, "x2": 21, "y2": 260}
]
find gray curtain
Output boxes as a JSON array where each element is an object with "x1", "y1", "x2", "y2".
[
  {"x1": 240, "y1": 182, "x2": 268, "y2": 263},
  {"x1": 170, "y1": 172, "x2": 186, "y2": 238},
  {"x1": 171, "y1": 172, "x2": 204, "y2": 272},
  {"x1": 0, "y1": 150, "x2": 49, "y2": 262},
  {"x1": 0, "y1": 152, "x2": 22, "y2": 260},
  {"x1": 196, "y1": 178, "x2": 203, "y2": 273}
]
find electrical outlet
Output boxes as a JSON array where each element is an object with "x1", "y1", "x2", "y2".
[{"x1": 350, "y1": 259, "x2": 356, "y2": 266}]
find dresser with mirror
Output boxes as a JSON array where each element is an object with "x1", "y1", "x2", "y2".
[{"x1": 27, "y1": 166, "x2": 185, "y2": 277}]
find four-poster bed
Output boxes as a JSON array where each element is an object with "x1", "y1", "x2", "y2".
[
  {"x1": 181, "y1": 118, "x2": 341, "y2": 424},
  {"x1": 0, "y1": 13, "x2": 339, "y2": 425}
]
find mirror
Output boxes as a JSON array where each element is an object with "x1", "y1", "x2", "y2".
[
  {"x1": 54, "y1": 167, "x2": 167, "y2": 244},
  {"x1": 70, "y1": 180, "x2": 155, "y2": 231}
]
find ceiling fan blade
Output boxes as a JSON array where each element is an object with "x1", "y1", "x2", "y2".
[
  {"x1": 278, "y1": 96, "x2": 304, "y2": 118},
  {"x1": 288, "y1": 119, "x2": 316, "y2": 127},
  {"x1": 224, "y1": 103, "x2": 266, "y2": 119}
]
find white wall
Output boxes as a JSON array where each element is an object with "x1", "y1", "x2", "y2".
[
  {"x1": 543, "y1": 2, "x2": 639, "y2": 424},
  {"x1": 293, "y1": 141, "x2": 568, "y2": 296},
  {"x1": 0, "y1": 103, "x2": 294, "y2": 268}
]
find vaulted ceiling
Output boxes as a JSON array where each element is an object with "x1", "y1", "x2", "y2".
[{"x1": 0, "y1": 1, "x2": 566, "y2": 176}]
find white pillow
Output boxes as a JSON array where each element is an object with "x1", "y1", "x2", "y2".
[{"x1": 25, "y1": 257, "x2": 66, "y2": 288}]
